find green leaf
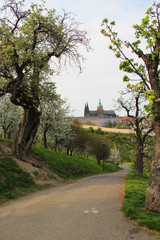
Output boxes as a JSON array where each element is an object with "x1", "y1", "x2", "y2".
[{"x1": 123, "y1": 75, "x2": 130, "y2": 82}]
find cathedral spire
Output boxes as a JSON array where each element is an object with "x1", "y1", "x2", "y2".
[{"x1": 84, "y1": 102, "x2": 89, "y2": 116}]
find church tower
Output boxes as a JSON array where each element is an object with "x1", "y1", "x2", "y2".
[
  {"x1": 84, "y1": 102, "x2": 90, "y2": 117},
  {"x1": 97, "y1": 99, "x2": 103, "y2": 117}
]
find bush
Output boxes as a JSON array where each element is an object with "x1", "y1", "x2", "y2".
[
  {"x1": 95, "y1": 128, "x2": 104, "y2": 135},
  {"x1": 89, "y1": 127, "x2": 94, "y2": 133}
]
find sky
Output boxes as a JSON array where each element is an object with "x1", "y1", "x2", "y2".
[{"x1": 0, "y1": 0, "x2": 157, "y2": 116}]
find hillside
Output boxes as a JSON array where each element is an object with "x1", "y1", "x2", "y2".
[{"x1": 0, "y1": 140, "x2": 121, "y2": 204}]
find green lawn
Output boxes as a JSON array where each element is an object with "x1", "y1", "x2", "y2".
[{"x1": 121, "y1": 168, "x2": 160, "y2": 231}]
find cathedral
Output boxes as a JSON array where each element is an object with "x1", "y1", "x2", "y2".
[{"x1": 84, "y1": 100, "x2": 116, "y2": 118}]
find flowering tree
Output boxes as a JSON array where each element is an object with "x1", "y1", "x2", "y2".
[
  {"x1": 37, "y1": 86, "x2": 71, "y2": 150},
  {"x1": 0, "y1": 95, "x2": 23, "y2": 139},
  {"x1": 101, "y1": 3, "x2": 160, "y2": 212},
  {"x1": 117, "y1": 83, "x2": 154, "y2": 177},
  {"x1": 0, "y1": 0, "x2": 90, "y2": 160}
]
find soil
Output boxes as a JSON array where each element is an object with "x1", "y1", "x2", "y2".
[{"x1": 0, "y1": 140, "x2": 65, "y2": 186}]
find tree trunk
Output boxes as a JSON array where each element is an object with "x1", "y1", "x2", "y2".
[
  {"x1": 67, "y1": 149, "x2": 69, "y2": 156},
  {"x1": 135, "y1": 147, "x2": 143, "y2": 177},
  {"x1": 54, "y1": 138, "x2": 58, "y2": 152},
  {"x1": 145, "y1": 120, "x2": 160, "y2": 213},
  {"x1": 97, "y1": 156, "x2": 100, "y2": 165},
  {"x1": 3, "y1": 128, "x2": 7, "y2": 139},
  {"x1": 43, "y1": 129, "x2": 48, "y2": 149},
  {"x1": 12, "y1": 108, "x2": 41, "y2": 161}
]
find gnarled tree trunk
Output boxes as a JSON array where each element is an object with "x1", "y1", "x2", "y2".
[
  {"x1": 12, "y1": 108, "x2": 41, "y2": 161},
  {"x1": 145, "y1": 120, "x2": 160, "y2": 213},
  {"x1": 136, "y1": 146, "x2": 144, "y2": 178}
]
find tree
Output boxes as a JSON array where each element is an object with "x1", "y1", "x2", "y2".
[
  {"x1": 38, "y1": 90, "x2": 71, "y2": 151},
  {"x1": 0, "y1": 0, "x2": 90, "y2": 160},
  {"x1": 101, "y1": 3, "x2": 160, "y2": 212},
  {"x1": 109, "y1": 145, "x2": 121, "y2": 165},
  {"x1": 117, "y1": 83, "x2": 154, "y2": 177},
  {"x1": 63, "y1": 119, "x2": 83, "y2": 156},
  {"x1": 106, "y1": 120, "x2": 113, "y2": 128},
  {"x1": 0, "y1": 95, "x2": 23, "y2": 138},
  {"x1": 74, "y1": 127, "x2": 90, "y2": 157},
  {"x1": 88, "y1": 135, "x2": 110, "y2": 165}
]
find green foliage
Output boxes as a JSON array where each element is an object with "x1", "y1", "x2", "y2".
[
  {"x1": 86, "y1": 129, "x2": 135, "y2": 163},
  {"x1": 0, "y1": 0, "x2": 90, "y2": 114},
  {"x1": 101, "y1": 3, "x2": 160, "y2": 119},
  {"x1": 144, "y1": 90, "x2": 155, "y2": 118},
  {"x1": 123, "y1": 75, "x2": 130, "y2": 82},
  {"x1": 89, "y1": 127, "x2": 94, "y2": 132},
  {"x1": 88, "y1": 135, "x2": 110, "y2": 164},
  {"x1": 122, "y1": 168, "x2": 160, "y2": 231},
  {"x1": 32, "y1": 145, "x2": 120, "y2": 179},
  {"x1": 95, "y1": 127, "x2": 104, "y2": 135},
  {"x1": 106, "y1": 120, "x2": 113, "y2": 128}
]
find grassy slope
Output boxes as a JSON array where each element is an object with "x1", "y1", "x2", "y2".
[
  {"x1": 121, "y1": 168, "x2": 160, "y2": 232},
  {"x1": 0, "y1": 149, "x2": 46, "y2": 204},
  {"x1": 0, "y1": 144, "x2": 120, "y2": 204},
  {"x1": 32, "y1": 145, "x2": 121, "y2": 179}
]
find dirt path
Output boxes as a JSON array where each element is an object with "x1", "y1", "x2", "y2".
[
  {"x1": 0, "y1": 164, "x2": 159, "y2": 240},
  {"x1": 82, "y1": 124, "x2": 133, "y2": 134}
]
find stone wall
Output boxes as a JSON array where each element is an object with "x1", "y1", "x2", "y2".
[{"x1": 77, "y1": 117, "x2": 122, "y2": 127}]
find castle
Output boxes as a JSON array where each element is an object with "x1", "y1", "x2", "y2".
[{"x1": 84, "y1": 100, "x2": 116, "y2": 118}]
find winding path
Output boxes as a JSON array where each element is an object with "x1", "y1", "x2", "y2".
[{"x1": 0, "y1": 164, "x2": 159, "y2": 240}]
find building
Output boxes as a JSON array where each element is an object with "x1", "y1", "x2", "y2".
[{"x1": 84, "y1": 100, "x2": 116, "y2": 118}]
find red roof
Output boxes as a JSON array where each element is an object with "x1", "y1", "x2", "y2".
[{"x1": 116, "y1": 116, "x2": 133, "y2": 120}]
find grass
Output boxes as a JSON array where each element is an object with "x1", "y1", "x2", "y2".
[
  {"x1": 0, "y1": 143, "x2": 120, "y2": 205},
  {"x1": 31, "y1": 145, "x2": 121, "y2": 179},
  {"x1": 121, "y1": 167, "x2": 160, "y2": 232},
  {"x1": 0, "y1": 149, "x2": 47, "y2": 204}
]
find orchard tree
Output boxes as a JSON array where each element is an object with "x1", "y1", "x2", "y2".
[
  {"x1": 38, "y1": 86, "x2": 71, "y2": 150},
  {"x1": 101, "y1": 3, "x2": 160, "y2": 212},
  {"x1": 117, "y1": 83, "x2": 154, "y2": 177},
  {"x1": 109, "y1": 146, "x2": 121, "y2": 165},
  {"x1": 63, "y1": 119, "x2": 82, "y2": 156},
  {"x1": 0, "y1": 95, "x2": 23, "y2": 138},
  {"x1": 0, "y1": 0, "x2": 90, "y2": 160}
]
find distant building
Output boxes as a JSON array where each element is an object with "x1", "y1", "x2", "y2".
[{"x1": 84, "y1": 100, "x2": 116, "y2": 118}]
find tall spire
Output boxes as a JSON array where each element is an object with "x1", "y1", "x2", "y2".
[{"x1": 84, "y1": 102, "x2": 89, "y2": 116}]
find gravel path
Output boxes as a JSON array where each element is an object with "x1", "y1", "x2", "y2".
[{"x1": 0, "y1": 164, "x2": 159, "y2": 240}]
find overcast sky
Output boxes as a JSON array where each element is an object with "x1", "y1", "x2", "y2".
[{"x1": 1, "y1": 0, "x2": 157, "y2": 116}]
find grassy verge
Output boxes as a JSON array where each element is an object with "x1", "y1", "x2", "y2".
[
  {"x1": 32, "y1": 145, "x2": 121, "y2": 179},
  {"x1": 121, "y1": 168, "x2": 160, "y2": 232}
]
